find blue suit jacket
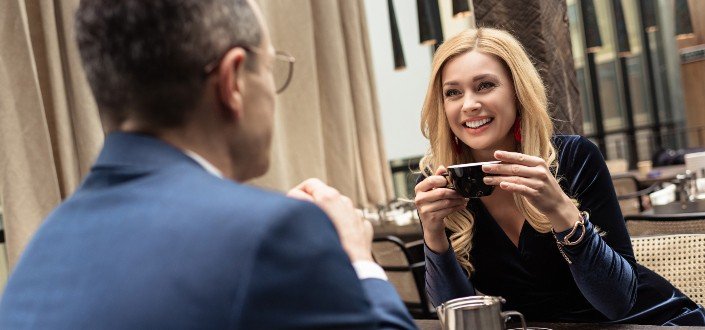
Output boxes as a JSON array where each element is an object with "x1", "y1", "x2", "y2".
[{"x1": 0, "y1": 132, "x2": 415, "y2": 329}]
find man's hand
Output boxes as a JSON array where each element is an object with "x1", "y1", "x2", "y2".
[{"x1": 288, "y1": 178, "x2": 373, "y2": 263}]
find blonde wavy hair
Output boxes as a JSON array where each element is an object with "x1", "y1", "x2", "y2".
[{"x1": 419, "y1": 28, "x2": 558, "y2": 275}]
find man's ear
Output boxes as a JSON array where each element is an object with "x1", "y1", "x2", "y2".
[{"x1": 217, "y1": 48, "x2": 248, "y2": 120}]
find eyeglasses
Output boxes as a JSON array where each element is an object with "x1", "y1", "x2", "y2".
[
  {"x1": 271, "y1": 50, "x2": 295, "y2": 93},
  {"x1": 203, "y1": 46, "x2": 296, "y2": 94}
]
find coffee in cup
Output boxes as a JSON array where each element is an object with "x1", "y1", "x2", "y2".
[{"x1": 443, "y1": 161, "x2": 501, "y2": 198}]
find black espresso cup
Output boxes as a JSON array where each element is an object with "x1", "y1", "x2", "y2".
[{"x1": 442, "y1": 161, "x2": 501, "y2": 198}]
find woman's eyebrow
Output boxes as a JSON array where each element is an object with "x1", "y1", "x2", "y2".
[
  {"x1": 472, "y1": 73, "x2": 499, "y2": 82},
  {"x1": 443, "y1": 74, "x2": 500, "y2": 87},
  {"x1": 442, "y1": 81, "x2": 461, "y2": 88}
]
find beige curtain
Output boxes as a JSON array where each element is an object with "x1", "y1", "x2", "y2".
[
  {"x1": 0, "y1": 0, "x2": 103, "y2": 268},
  {"x1": 253, "y1": 0, "x2": 394, "y2": 208},
  {"x1": 0, "y1": 0, "x2": 394, "y2": 269}
]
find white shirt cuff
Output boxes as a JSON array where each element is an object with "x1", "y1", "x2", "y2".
[{"x1": 352, "y1": 260, "x2": 388, "y2": 281}]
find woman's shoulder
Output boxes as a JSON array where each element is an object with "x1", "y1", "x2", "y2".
[
  {"x1": 551, "y1": 136, "x2": 612, "y2": 200},
  {"x1": 552, "y1": 134, "x2": 602, "y2": 160},
  {"x1": 551, "y1": 135, "x2": 607, "y2": 181},
  {"x1": 552, "y1": 134, "x2": 597, "y2": 150}
]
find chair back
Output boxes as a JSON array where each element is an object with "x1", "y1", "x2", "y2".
[
  {"x1": 372, "y1": 236, "x2": 435, "y2": 318},
  {"x1": 631, "y1": 234, "x2": 705, "y2": 305},
  {"x1": 611, "y1": 173, "x2": 655, "y2": 215},
  {"x1": 625, "y1": 213, "x2": 705, "y2": 236}
]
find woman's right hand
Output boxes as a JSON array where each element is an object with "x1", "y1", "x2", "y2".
[{"x1": 414, "y1": 166, "x2": 468, "y2": 253}]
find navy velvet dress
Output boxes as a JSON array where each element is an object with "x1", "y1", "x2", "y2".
[{"x1": 424, "y1": 135, "x2": 705, "y2": 325}]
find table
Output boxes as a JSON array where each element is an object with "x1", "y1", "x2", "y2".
[
  {"x1": 622, "y1": 164, "x2": 686, "y2": 187},
  {"x1": 414, "y1": 319, "x2": 705, "y2": 329},
  {"x1": 373, "y1": 222, "x2": 423, "y2": 243},
  {"x1": 643, "y1": 199, "x2": 705, "y2": 215}
]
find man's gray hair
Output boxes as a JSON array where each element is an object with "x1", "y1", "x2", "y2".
[{"x1": 75, "y1": 0, "x2": 262, "y2": 127}]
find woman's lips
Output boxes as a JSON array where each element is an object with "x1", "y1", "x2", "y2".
[{"x1": 462, "y1": 118, "x2": 493, "y2": 135}]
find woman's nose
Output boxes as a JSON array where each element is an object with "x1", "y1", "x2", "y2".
[{"x1": 461, "y1": 95, "x2": 481, "y2": 113}]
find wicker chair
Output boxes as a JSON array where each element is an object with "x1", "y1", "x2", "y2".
[
  {"x1": 371, "y1": 236, "x2": 435, "y2": 319},
  {"x1": 611, "y1": 174, "x2": 658, "y2": 215},
  {"x1": 625, "y1": 213, "x2": 705, "y2": 237},
  {"x1": 631, "y1": 234, "x2": 705, "y2": 305}
]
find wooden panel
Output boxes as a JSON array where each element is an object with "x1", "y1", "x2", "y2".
[
  {"x1": 681, "y1": 59, "x2": 705, "y2": 147},
  {"x1": 678, "y1": 0, "x2": 705, "y2": 49},
  {"x1": 689, "y1": 0, "x2": 705, "y2": 44},
  {"x1": 679, "y1": 0, "x2": 705, "y2": 145}
]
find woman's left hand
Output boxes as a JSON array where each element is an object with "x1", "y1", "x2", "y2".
[{"x1": 482, "y1": 150, "x2": 579, "y2": 231}]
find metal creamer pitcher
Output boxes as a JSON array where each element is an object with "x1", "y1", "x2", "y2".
[{"x1": 437, "y1": 296, "x2": 526, "y2": 330}]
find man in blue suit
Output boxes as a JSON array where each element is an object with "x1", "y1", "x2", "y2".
[{"x1": 0, "y1": 0, "x2": 416, "y2": 328}]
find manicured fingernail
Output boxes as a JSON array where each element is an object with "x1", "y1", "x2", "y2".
[
  {"x1": 483, "y1": 177, "x2": 493, "y2": 184},
  {"x1": 482, "y1": 165, "x2": 492, "y2": 172}
]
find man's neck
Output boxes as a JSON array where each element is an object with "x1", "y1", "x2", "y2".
[
  {"x1": 183, "y1": 149, "x2": 224, "y2": 178},
  {"x1": 157, "y1": 128, "x2": 244, "y2": 181},
  {"x1": 117, "y1": 119, "x2": 245, "y2": 181}
]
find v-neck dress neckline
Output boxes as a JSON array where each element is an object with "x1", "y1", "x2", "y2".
[{"x1": 470, "y1": 198, "x2": 528, "y2": 253}]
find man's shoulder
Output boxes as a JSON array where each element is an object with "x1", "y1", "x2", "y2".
[
  {"x1": 55, "y1": 168, "x2": 332, "y2": 247},
  {"x1": 174, "y1": 174, "x2": 326, "y2": 225}
]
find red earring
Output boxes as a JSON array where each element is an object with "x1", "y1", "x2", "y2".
[{"x1": 512, "y1": 118, "x2": 522, "y2": 142}]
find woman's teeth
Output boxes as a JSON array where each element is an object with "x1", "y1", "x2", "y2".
[{"x1": 465, "y1": 118, "x2": 493, "y2": 129}]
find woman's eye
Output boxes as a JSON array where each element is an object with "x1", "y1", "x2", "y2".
[
  {"x1": 444, "y1": 89, "x2": 461, "y2": 97},
  {"x1": 477, "y1": 81, "x2": 497, "y2": 91}
]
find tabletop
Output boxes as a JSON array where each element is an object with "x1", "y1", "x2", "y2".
[{"x1": 623, "y1": 164, "x2": 686, "y2": 187}]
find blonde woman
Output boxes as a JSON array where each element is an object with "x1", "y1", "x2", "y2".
[{"x1": 414, "y1": 28, "x2": 705, "y2": 325}]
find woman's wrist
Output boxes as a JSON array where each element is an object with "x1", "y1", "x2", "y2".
[
  {"x1": 546, "y1": 199, "x2": 581, "y2": 232},
  {"x1": 423, "y1": 228, "x2": 449, "y2": 254}
]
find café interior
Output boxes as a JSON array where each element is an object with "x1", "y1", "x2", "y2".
[{"x1": 1, "y1": 0, "x2": 704, "y2": 329}]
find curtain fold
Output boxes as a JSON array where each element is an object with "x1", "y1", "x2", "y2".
[
  {"x1": 343, "y1": 0, "x2": 395, "y2": 205},
  {"x1": 0, "y1": 0, "x2": 103, "y2": 268},
  {"x1": 253, "y1": 0, "x2": 394, "y2": 208}
]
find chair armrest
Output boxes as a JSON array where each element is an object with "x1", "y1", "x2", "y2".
[{"x1": 616, "y1": 183, "x2": 660, "y2": 200}]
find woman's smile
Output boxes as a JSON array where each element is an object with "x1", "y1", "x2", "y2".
[{"x1": 463, "y1": 117, "x2": 494, "y2": 134}]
